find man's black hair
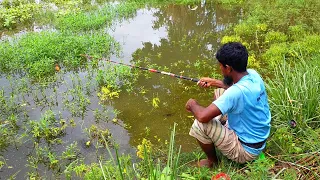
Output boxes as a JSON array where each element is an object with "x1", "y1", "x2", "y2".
[{"x1": 216, "y1": 42, "x2": 248, "y2": 72}]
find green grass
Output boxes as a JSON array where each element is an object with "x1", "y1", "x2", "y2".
[
  {"x1": 266, "y1": 60, "x2": 320, "y2": 129},
  {"x1": 69, "y1": 124, "x2": 185, "y2": 180},
  {"x1": 0, "y1": 31, "x2": 120, "y2": 80},
  {"x1": 217, "y1": 0, "x2": 320, "y2": 72},
  {"x1": 126, "y1": 0, "x2": 203, "y2": 5},
  {"x1": 0, "y1": 0, "x2": 111, "y2": 30},
  {"x1": 87, "y1": 56, "x2": 319, "y2": 179},
  {"x1": 56, "y1": 2, "x2": 140, "y2": 32},
  {"x1": 265, "y1": 58, "x2": 320, "y2": 159},
  {"x1": 1, "y1": 0, "x2": 320, "y2": 179}
]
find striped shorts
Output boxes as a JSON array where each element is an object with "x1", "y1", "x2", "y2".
[{"x1": 189, "y1": 88, "x2": 257, "y2": 163}]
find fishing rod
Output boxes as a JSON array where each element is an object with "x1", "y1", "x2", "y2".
[{"x1": 81, "y1": 54, "x2": 200, "y2": 83}]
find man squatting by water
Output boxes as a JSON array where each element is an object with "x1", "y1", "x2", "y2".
[{"x1": 186, "y1": 42, "x2": 271, "y2": 167}]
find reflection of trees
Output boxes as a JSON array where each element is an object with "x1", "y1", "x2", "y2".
[
  {"x1": 132, "y1": 3, "x2": 240, "y2": 68},
  {"x1": 112, "y1": 3, "x2": 240, "y2": 150}
]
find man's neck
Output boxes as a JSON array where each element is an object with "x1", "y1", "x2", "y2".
[{"x1": 232, "y1": 71, "x2": 249, "y2": 84}]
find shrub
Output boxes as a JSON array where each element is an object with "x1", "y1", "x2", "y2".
[{"x1": 265, "y1": 31, "x2": 288, "y2": 44}]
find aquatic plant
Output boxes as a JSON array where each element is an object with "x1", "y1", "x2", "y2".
[
  {"x1": 126, "y1": 0, "x2": 203, "y2": 5},
  {"x1": 0, "y1": 31, "x2": 119, "y2": 81},
  {"x1": 98, "y1": 86, "x2": 120, "y2": 100},
  {"x1": 84, "y1": 124, "x2": 113, "y2": 148},
  {"x1": 29, "y1": 110, "x2": 67, "y2": 143},
  {"x1": 56, "y1": 9, "x2": 112, "y2": 32},
  {"x1": 136, "y1": 138, "x2": 152, "y2": 159},
  {"x1": 0, "y1": 88, "x2": 23, "y2": 151},
  {"x1": 70, "y1": 123, "x2": 182, "y2": 180},
  {"x1": 56, "y1": 2, "x2": 140, "y2": 32},
  {"x1": 152, "y1": 97, "x2": 160, "y2": 109},
  {"x1": 0, "y1": 0, "x2": 41, "y2": 29},
  {"x1": 96, "y1": 62, "x2": 138, "y2": 92},
  {"x1": 26, "y1": 140, "x2": 82, "y2": 179},
  {"x1": 62, "y1": 79, "x2": 91, "y2": 118}
]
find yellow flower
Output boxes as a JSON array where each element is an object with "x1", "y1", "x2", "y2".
[{"x1": 136, "y1": 138, "x2": 152, "y2": 159}]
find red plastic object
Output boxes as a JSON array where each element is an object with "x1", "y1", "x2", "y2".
[{"x1": 212, "y1": 172, "x2": 231, "y2": 180}]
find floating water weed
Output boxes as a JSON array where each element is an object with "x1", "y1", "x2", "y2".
[
  {"x1": 0, "y1": 0, "x2": 113, "y2": 30},
  {"x1": 29, "y1": 110, "x2": 66, "y2": 143},
  {"x1": 25, "y1": 140, "x2": 83, "y2": 179},
  {"x1": 0, "y1": 156, "x2": 5, "y2": 170},
  {"x1": 85, "y1": 125, "x2": 113, "y2": 148},
  {"x1": 56, "y1": 10, "x2": 112, "y2": 32},
  {"x1": 62, "y1": 142, "x2": 80, "y2": 160},
  {"x1": 62, "y1": 77, "x2": 91, "y2": 118},
  {"x1": 152, "y1": 96, "x2": 160, "y2": 109},
  {"x1": 98, "y1": 86, "x2": 120, "y2": 101}
]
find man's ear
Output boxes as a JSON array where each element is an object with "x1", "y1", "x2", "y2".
[{"x1": 226, "y1": 65, "x2": 233, "y2": 73}]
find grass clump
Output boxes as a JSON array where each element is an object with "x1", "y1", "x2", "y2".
[
  {"x1": 0, "y1": 89, "x2": 22, "y2": 151},
  {"x1": 28, "y1": 110, "x2": 67, "y2": 143},
  {"x1": 264, "y1": 58, "x2": 320, "y2": 178},
  {"x1": 56, "y1": 10, "x2": 111, "y2": 32},
  {"x1": 96, "y1": 63, "x2": 138, "y2": 91},
  {"x1": 68, "y1": 123, "x2": 182, "y2": 180},
  {"x1": 266, "y1": 59, "x2": 320, "y2": 128},
  {"x1": 0, "y1": 31, "x2": 119, "y2": 80},
  {"x1": 0, "y1": 0, "x2": 114, "y2": 30},
  {"x1": 56, "y1": 2, "x2": 140, "y2": 32}
]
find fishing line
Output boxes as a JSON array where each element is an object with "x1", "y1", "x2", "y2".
[{"x1": 81, "y1": 54, "x2": 201, "y2": 83}]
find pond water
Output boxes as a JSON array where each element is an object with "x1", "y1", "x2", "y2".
[
  {"x1": 111, "y1": 3, "x2": 240, "y2": 148},
  {"x1": 0, "y1": 2, "x2": 241, "y2": 179}
]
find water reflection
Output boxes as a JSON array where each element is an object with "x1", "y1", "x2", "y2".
[
  {"x1": 110, "y1": 8, "x2": 168, "y2": 64},
  {"x1": 110, "y1": 2, "x2": 240, "y2": 150},
  {"x1": 132, "y1": 3, "x2": 240, "y2": 67}
]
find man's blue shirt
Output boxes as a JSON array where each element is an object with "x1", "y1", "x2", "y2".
[{"x1": 213, "y1": 69, "x2": 271, "y2": 155}]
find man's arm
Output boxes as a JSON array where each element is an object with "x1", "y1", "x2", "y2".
[
  {"x1": 198, "y1": 78, "x2": 230, "y2": 89},
  {"x1": 185, "y1": 99, "x2": 222, "y2": 123}
]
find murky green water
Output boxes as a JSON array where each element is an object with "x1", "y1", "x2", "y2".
[
  {"x1": 0, "y1": 2, "x2": 240, "y2": 179},
  {"x1": 112, "y1": 3, "x2": 240, "y2": 148}
]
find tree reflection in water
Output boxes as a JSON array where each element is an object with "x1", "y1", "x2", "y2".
[{"x1": 112, "y1": 2, "x2": 241, "y2": 151}]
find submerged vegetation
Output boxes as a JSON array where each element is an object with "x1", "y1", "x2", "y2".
[{"x1": 0, "y1": 0, "x2": 320, "y2": 179}]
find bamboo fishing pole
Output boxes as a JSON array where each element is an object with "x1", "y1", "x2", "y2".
[{"x1": 81, "y1": 54, "x2": 201, "y2": 83}]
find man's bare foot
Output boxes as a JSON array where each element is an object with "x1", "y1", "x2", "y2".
[{"x1": 197, "y1": 159, "x2": 215, "y2": 168}]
